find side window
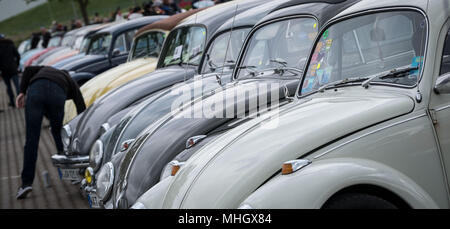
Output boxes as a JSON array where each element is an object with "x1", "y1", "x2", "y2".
[
  {"x1": 440, "y1": 31, "x2": 450, "y2": 75},
  {"x1": 114, "y1": 33, "x2": 127, "y2": 54}
]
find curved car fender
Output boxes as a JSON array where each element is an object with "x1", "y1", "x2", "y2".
[
  {"x1": 71, "y1": 72, "x2": 96, "y2": 85},
  {"x1": 132, "y1": 176, "x2": 175, "y2": 209},
  {"x1": 240, "y1": 158, "x2": 439, "y2": 209}
]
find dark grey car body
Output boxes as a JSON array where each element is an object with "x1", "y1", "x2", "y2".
[
  {"x1": 108, "y1": 0, "x2": 360, "y2": 209},
  {"x1": 55, "y1": 0, "x2": 269, "y2": 169}
]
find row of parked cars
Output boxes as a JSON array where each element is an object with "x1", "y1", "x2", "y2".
[{"x1": 25, "y1": 0, "x2": 450, "y2": 209}]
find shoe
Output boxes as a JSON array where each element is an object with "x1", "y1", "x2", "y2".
[{"x1": 16, "y1": 186, "x2": 32, "y2": 199}]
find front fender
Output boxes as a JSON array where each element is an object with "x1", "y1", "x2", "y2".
[
  {"x1": 131, "y1": 176, "x2": 175, "y2": 209},
  {"x1": 239, "y1": 158, "x2": 439, "y2": 209}
]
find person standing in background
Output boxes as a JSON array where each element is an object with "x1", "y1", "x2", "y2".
[
  {"x1": 15, "y1": 66, "x2": 86, "y2": 199},
  {"x1": 160, "y1": 0, "x2": 180, "y2": 15},
  {"x1": 0, "y1": 34, "x2": 20, "y2": 108},
  {"x1": 40, "y1": 27, "x2": 51, "y2": 48}
]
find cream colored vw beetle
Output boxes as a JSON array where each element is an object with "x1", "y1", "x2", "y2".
[{"x1": 133, "y1": 0, "x2": 450, "y2": 209}]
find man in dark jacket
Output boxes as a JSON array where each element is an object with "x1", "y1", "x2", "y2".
[
  {"x1": 41, "y1": 27, "x2": 52, "y2": 48},
  {"x1": 15, "y1": 66, "x2": 86, "y2": 199},
  {"x1": 0, "y1": 34, "x2": 21, "y2": 107}
]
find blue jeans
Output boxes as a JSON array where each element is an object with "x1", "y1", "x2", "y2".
[
  {"x1": 21, "y1": 79, "x2": 66, "y2": 187},
  {"x1": 2, "y1": 74, "x2": 19, "y2": 106}
]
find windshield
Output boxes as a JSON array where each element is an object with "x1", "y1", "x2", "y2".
[
  {"x1": 48, "y1": 36, "x2": 61, "y2": 47},
  {"x1": 130, "y1": 31, "x2": 166, "y2": 61},
  {"x1": 203, "y1": 28, "x2": 251, "y2": 74},
  {"x1": 300, "y1": 10, "x2": 427, "y2": 95},
  {"x1": 79, "y1": 37, "x2": 91, "y2": 53},
  {"x1": 88, "y1": 33, "x2": 112, "y2": 55},
  {"x1": 73, "y1": 36, "x2": 84, "y2": 50},
  {"x1": 237, "y1": 18, "x2": 317, "y2": 79},
  {"x1": 161, "y1": 26, "x2": 206, "y2": 67},
  {"x1": 61, "y1": 35, "x2": 74, "y2": 47}
]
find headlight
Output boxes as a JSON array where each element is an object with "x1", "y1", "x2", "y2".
[
  {"x1": 160, "y1": 160, "x2": 185, "y2": 181},
  {"x1": 89, "y1": 140, "x2": 104, "y2": 172},
  {"x1": 61, "y1": 125, "x2": 72, "y2": 151},
  {"x1": 96, "y1": 162, "x2": 114, "y2": 201}
]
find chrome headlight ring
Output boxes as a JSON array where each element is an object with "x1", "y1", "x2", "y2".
[
  {"x1": 96, "y1": 162, "x2": 114, "y2": 201},
  {"x1": 89, "y1": 140, "x2": 104, "y2": 172}
]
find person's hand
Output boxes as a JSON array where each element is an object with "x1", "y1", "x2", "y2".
[{"x1": 16, "y1": 93, "x2": 25, "y2": 108}]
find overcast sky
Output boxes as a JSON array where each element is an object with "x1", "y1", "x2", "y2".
[{"x1": 0, "y1": 0, "x2": 47, "y2": 22}]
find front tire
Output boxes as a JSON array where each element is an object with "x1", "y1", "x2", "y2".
[{"x1": 322, "y1": 193, "x2": 397, "y2": 209}]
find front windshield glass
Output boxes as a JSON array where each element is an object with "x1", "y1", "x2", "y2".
[
  {"x1": 73, "y1": 36, "x2": 84, "y2": 50},
  {"x1": 61, "y1": 35, "x2": 73, "y2": 47},
  {"x1": 79, "y1": 37, "x2": 91, "y2": 53},
  {"x1": 237, "y1": 18, "x2": 318, "y2": 79},
  {"x1": 300, "y1": 10, "x2": 426, "y2": 95},
  {"x1": 48, "y1": 36, "x2": 61, "y2": 47},
  {"x1": 130, "y1": 31, "x2": 166, "y2": 60},
  {"x1": 203, "y1": 28, "x2": 251, "y2": 74},
  {"x1": 161, "y1": 26, "x2": 206, "y2": 67},
  {"x1": 87, "y1": 33, "x2": 112, "y2": 55}
]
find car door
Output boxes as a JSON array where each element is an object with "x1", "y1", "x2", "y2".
[
  {"x1": 110, "y1": 30, "x2": 137, "y2": 67},
  {"x1": 430, "y1": 25, "x2": 450, "y2": 188}
]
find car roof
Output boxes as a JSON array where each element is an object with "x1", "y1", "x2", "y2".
[
  {"x1": 334, "y1": 0, "x2": 429, "y2": 20},
  {"x1": 257, "y1": 0, "x2": 361, "y2": 28},
  {"x1": 217, "y1": 0, "x2": 292, "y2": 31},
  {"x1": 97, "y1": 16, "x2": 168, "y2": 36},
  {"x1": 135, "y1": 8, "x2": 206, "y2": 37},
  {"x1": 175, "y1": 0, "x2": 273, "y2": 40}
]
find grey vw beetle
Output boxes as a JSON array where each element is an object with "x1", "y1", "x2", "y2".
[
  {"x1": 87, "y1": 0, "x2": 299, "y2": 209},
  {"x1": 134, "y1": 0, "x2": 450, "y2": 209},
  {"x1": 95, "y1": 0, "x2": 360, "y2": 209}
]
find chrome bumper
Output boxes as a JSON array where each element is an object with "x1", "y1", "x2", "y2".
[{"x1": 51, "y1": 154, "x2": 90, "y2": 169}]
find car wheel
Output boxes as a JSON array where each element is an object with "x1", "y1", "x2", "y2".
[{"x1": 322, "y1": 193, "x2": 398, "y2": 209}]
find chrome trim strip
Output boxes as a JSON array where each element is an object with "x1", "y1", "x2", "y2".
[
  {"x1": 435, "y1": 104, "x2": 450, "y2": 112},
  {"x1": 313, "y1": 113, "x2": 427, "y2": 159}
]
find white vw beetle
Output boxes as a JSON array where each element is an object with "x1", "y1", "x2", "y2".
[{"x1": 133, "y1": 0, "x2": 450, "y2": 209}]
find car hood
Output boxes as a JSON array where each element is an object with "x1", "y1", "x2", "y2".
[
  {"x1": 60, "y1": 54, "x2": 105, "y2": 71},
  {"x1": 63, "y1": 57, "x2": 158, "y2": 123},
  {"x1": 67, "y1": 65, "x2": 197, "y2": 156},
  {"x1": 118, "y1": 76, "x2": 299, "y2": 207},
  {"x1": 52, "y1": 53, "x2": 85, "y2": 69},
  {"x1": 161, "y1": 89, "x2": 415, "y2": 208}
]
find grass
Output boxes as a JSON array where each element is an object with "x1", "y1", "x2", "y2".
[{"x1": 0, "y1": 0, "x2": 150, "y2": 45}]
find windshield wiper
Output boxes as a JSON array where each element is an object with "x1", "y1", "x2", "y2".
[
  {"x1": 209, "y1": 60, "x2": 235, "y2": 72},
  {"x1": 270, "y1": 58, "x2": 303, "y2": 77},
  {"x1": 318, "y1": 77, "x2": 370, "y2": 92},
  {"x1": 361, "y1": 66, "x2": 419, "y2": 88},
  {"x1": 237, "y1": 65, "x2": 259, "y2": 77}
]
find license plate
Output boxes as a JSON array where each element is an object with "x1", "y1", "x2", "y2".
[
  {"x1": 88, "y1": 193, "x2": 100, "y2": 208},
  {"x1": 57, "y1": 168, "x2": 80, "y2": 181}
]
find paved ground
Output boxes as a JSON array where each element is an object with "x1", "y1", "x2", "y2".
[{"x1": 0, "y1": 81, "x2": 88, "y2": 209}]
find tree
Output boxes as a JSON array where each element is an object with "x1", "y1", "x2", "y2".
[{"x1": 24, "y1": 0, "x2": 90, "y2": 25}]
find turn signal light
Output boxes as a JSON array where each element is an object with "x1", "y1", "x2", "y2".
[
  {"x1": 171, "y1": 161, "x2": 185, "y2": 176},
  {"x1": 281, "y1": 159, "x2": 311, "y2": 175}
]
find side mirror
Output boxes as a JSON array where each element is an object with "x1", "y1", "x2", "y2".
[
  {"x1": 112, "y1": 48, "x2": 121, "y2": 57},
  {"x1": 434, "y1": 73, "x2": 450, "y2": 94}
]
